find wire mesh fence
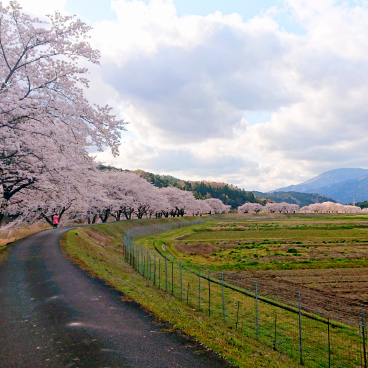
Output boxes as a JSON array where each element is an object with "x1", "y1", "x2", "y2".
[{"x1": 124, "y1": 222, "x2": 368, "y2": 368}]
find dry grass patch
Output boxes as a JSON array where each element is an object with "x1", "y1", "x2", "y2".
[{"x1": 0, "y1": 222, "x2": 51, "y2": 247}]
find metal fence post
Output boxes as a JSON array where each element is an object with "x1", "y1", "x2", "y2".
[
  {"x1": 141, "y1": 246, "x2": 144, "y2": 275},
  {"x1": 327, "y1": 318, "x2": 331, "y2": 368},
  {"x1": 171, "y1": 261, "x2": 174, "y2": 295},
  {"x1": 147, "y1": 252, "x2": 150, "y2": 281},
  {"x1": 165, "y1": 257, "x2": 168, "y2": 292},
  {"x1": 159, "y1": 258, "x2": 161, "y2": 289},
  {"x1": 222, "y1": 272, "x2": 226, "y2": 322},
  {"x1": 143, "y1": 247, "x2": 145, "y2": 276},
  {"x1": 147, "y1": 250, "x2": 149, "y2": 280},
  {"x1": 362, "y1": 310, "x2": 367, "y2": 368},
  {"x1": 180, "y1": 260, "x2": 183, "y2": 301},
  {"x1": 298, "y1": 292, "x2": 304, "y2": 366},
  {"x1": 208, "y1": 273, "x2": 211, "y2": 317},
  {"x1": 273, "y1": 314, "x2": 277, "y2": 351},
  {"x1": 153, "y1": 253, "x2": 156, "y2": 286},
  {"x1": 255, "y1": 281, "x2": 259, "y2": 339},
  {"x1": 124, "y1": 233, "x2": 127, "y2": 260},
  {"x1": 236, "y1": 301, "x2": 240, "y2": 330},
  {"x1": 198, "y1": 266, "x2": 201, "y2": 311}
]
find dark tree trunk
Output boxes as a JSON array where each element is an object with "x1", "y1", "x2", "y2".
[
  {"x1": 111, "y1": 210, "x2": 122, "y2": 221},
  {"x1": 99, "y1": 209, "x2": 110, "y2": 223}
]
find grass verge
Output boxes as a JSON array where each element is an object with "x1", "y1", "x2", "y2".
[{"x1": 61, "y1": 218, "x2": 301, "y2": 368}]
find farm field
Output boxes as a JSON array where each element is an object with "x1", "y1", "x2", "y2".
[{"x1": 135, "y1": 214, "x2": 368, "y2": 323}]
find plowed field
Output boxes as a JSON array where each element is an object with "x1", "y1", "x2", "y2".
[
  {"x1": 173, "y1": 215, "x2": 368, "y2": 324},
  {"x1": 217, "y1": 268, "x2": 368, "y2": 325}
]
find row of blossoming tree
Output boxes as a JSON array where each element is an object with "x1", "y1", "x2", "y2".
[
  {"x1": 238, "y1": 201, "x2": 368, "y2": 214},
  {"x1": 5, "y1": 170, "x2": 231, "y2": 228},
  {"x1": 0, "y1": 2, "x2": 230, "y2": 229}
]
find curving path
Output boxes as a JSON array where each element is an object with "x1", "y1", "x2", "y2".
[{"x1": 0, "y1": 227, "x2": 233, "y2": 368}]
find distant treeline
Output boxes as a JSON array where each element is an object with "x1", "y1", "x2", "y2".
[
  {"x1": 132, "y1": 170, "x2": 264, "y2": 209},
  {"x1": 354, "y1": 200, "x2": 368, "y2": 209}
]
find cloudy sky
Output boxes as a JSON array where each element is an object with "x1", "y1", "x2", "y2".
[{"x1": 8, "y1": 0, "x2": 368, "y2": 191}]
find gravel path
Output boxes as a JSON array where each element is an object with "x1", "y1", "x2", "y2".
[{"x1": 0, "y1": 227, "x2": 232, "y2": 368}]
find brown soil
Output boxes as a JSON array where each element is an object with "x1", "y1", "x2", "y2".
[
  {"x1": 176, "y1": 242, "x2": 235, "y2": 256},
  {"x1": 214, "y1": 268, "x2": 368, "y2": 325}
]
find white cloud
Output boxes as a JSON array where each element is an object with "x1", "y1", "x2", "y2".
[{"x1": 12, "y1": 0, "x2": 368, "y2": 191}]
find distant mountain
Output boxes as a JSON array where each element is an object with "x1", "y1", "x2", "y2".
[
  {"x1": 275, "y1": 168, "x2": 368, "y2": 204},
  {"x1": 276, "y1": 168, "x2": 368, "y2": 193},
  {"x1": 252, "y1": 191, "x2": 335, "y2": 207}
]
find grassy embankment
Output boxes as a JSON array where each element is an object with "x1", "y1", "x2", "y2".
[{"x1": 62, "y1": 217, "x2": 300, "y2": 368}]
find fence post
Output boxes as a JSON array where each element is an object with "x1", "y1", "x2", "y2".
[
  {"x1": 147, "y1": 252, "x2": 150, "y2": 281},
  {"x1": 165, "y1": 257, "x2": 168, "y2": 292},
  {"x1": 124, "y1": 233, "x2": 127, "y2": 260},
  {"x1": 187, "y1": 282, "x2": 190, "y2": 305},
  {"x1": 141, "y1": 246, "x2": 144, "y2": 275},
  {"x1": 153, "y1": 254, "x2": 156, "y2": 286},
  {"x1": 362, "y1": 310, "x2": 367, "y2": 368},
  {"x1": 159, "y1": 258, "x2": 161, "y2": 289},
  {"x1": 327, "y1": 318, "x2": 331, "y2": 368},
  {"x1": 222, "y1": 272, "x2": 226, "y2": 322},
  {"x1": 208, "y1": 274, "x2": 211, "y2": 317},
  {"x1": 142, "y1": 254, "x2": 146, "y2": 277},
  {"x1": 134, "y1": 241, "x2": 137, "y2": 268},
  {"x1": 255, "y1": 281, "x2": 259, "y2": 339},
  {"x1": 198, "y1": 266, "x2": 201, "y2": 311},
  {"x1": 138, "y1": 245, "x2": 140, "y2": 274},
  {"x1": 128, "y1": 243, "x2": 134, "y2": 268},
  {"x1": 131, "y1": 240, "x2": 134, "y2": 268},
  {"x1": 273, "y1": 314, "x2": 277, "y2": 351},
  {"x1": 298, "y1": 292, "x2": 304, "y2": 366},
  {"x1": 236, "y1": 301, "x2": 240, "y2": 330},
  {"x1": 171, "y1": 261, "x2": 174, "y2": 295},
  {"x1": 127, "y1": 240, "x2": 130, "y2": 265},
  {"x1": 180, "y1": 260, "x2": 183, "y2": 301},
  {"x1": 147, "y1": 250, "x2": 150, "y2": 280}
]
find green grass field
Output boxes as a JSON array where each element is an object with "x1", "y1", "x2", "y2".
[{"x1": 135, "y1": 215, "x2": 368, "y2": 271}]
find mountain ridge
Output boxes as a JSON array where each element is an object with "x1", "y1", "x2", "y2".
[{"x1": 275, "y1": 168, "x2": 368, "y2": 204}]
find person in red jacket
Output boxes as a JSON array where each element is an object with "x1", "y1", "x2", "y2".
[{"x1": 52, "y1": 214, "x2": 60, "y2": 229}]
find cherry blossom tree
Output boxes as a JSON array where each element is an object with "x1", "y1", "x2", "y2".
[
  {"x1": 204, "y1": 198, "x2": 231, "y2": 214},
  {"x1": 238, "y1": 202, "x2": 263, "y2": 214},
  {"x1": 159, "y1": 187, "x2": 199, "y2": 217},
  {"x1": 263, "y1": 202, "x2": 278, "y2": 213},
  {"x1": 300, "y1": 202, "x2": 362, "y2": 214},
  {"x1": 0, "y1": 1, "x2": 125, "y2": 221},
  {"x1": 3, "y1": 162, "x2": 102, "y2": 227}
]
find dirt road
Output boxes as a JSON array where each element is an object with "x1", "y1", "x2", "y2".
[{"x1": 0, "y1": 227, "x2": 232, "y2": 368}]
